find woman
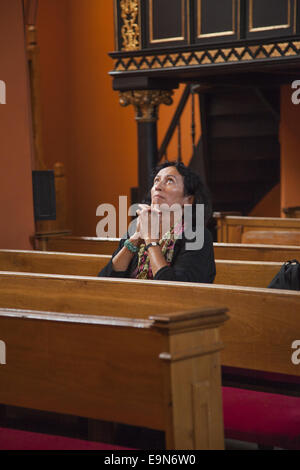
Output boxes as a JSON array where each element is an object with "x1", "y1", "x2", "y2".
[{"x1": 98, "y1": 161, "x2": 216, "y2": 283}]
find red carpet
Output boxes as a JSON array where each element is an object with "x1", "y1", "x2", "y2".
[
  {"x1": 223, "y1": 386, "x2": 300, "y2": 449},
  {"x1": 0, "y1": 427, "x2": 134, "y2": 450}
]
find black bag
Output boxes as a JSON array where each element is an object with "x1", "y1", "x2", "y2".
[{"x1": 268, "y1": 259, "x2": 300, "y2": 291}]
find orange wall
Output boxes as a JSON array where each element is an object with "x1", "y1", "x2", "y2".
[
  {"x1": 0, "y1": 0, "x2": 35, "y2": 249},
  {"x1": 280, "y1": 84, "x2": 300, "y2": 215},
  {"x1": 67, "y1": 0, "x2": 138, "y2": 236},
  {"x1": 37, "y1": 0, "x2": 69, "y2": 171},
  {"x1": 37, "y1": 1, "x2": 198, "y2": 236}
]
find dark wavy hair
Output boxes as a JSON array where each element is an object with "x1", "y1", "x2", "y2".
[{"x1": 143, "y1": 161, "x2": 212, "y2": 225}]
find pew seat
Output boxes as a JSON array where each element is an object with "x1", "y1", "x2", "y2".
[
  {"x1": 0, "y1": 427, "x2": 134, "y2": 450},
  {"x1": 222, "y1": 387, "x2": 300, "y2": 450}
]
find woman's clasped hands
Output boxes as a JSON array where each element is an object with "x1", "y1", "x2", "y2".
[{"x1": 133, "y1": 203, "x2": 162, "y2": 244}]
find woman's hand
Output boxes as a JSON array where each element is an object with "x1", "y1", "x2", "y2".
[{"x1": 136, "y1": 204, "x2": 162, "y2": 244}]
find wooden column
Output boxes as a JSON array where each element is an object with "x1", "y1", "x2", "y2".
[{"x1": 119, "y1": 89, "x2": 174, "y2": 200}]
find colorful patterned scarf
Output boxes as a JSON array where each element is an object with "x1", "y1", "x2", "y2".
[{"x1": 132, "y1": 222, "x2": 184, "y2": 280}]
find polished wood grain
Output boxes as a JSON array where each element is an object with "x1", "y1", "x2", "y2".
[
  {"x1": 0, "y1": 249, "x2": 282, "y2": 288},
  {"x1": 1, "y1": 272, "x2": 300, "y2": 448},
  {"x1": 0, "y1": 249, "x2": 109, "y2": 277},
  {"x1": 33, "y1": 235, "x2": 300, "y2": 261},
  {"x1": 215, "y1": 259, "x2": 280, "y2": 287},
  {"x1": 241, "y1": 230, "x2": 300, "y2": 245},
  {"x1": 34, "y1": 236, "x2": 120, "y2": 254},
  {"x1": 0, "y1": 285, "x2": 227, "y2": 450},
  {"x1": 0, "y1": 272, "x2": 299, "y2": 377},
  {"x1": 214, "y1": 213, "x2": 300, "y2": 244},
  {"x1": 214, "y1": 242, "x2": 300, "y2": 261}
]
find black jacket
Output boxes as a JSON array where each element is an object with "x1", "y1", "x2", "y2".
[{"x1": 98, "y1": 228, "x2": 216, "y2": 284}]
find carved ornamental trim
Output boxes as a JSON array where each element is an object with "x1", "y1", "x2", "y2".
[
  {"x1": 112, "y1": 39, "x2": 300, "y2": 73},
  {"x1": 119, "y1": 90, "x2": 174, "y2": 122},
  {"x1": 120, "y1": 0, "x2": 140, "y2": 51}
]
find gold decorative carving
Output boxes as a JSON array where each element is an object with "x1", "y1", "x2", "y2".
[
  {"x1": 113, "y1": 40, "x2": 300, "y2": 73},
  {"x1": 120, "y1": 0, "x2": 140, "y2": 51},
  {"x1": 119, "y1": 90, "x2": 174, "y2": 122}
]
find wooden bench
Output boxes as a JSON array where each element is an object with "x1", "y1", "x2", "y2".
[
  {"x1": 215, "y1": 243, "x2": 300, "y2": 262},
  {"x1": 0, "y1": 249, "x2": 282, "y2": 288},
  {"x1": 34, "y1": 235, "x2": 120, "y2": 255},
  {"x1": 33, "y1": 235, "x2": 300, "y2": 262},
  {"x1": 0, "y1": 272, "x2": 299, "y2": 448},
  {"x1": 0, "y1": 275, "x2": 228, "y2": 450},
  {"x1": 214, "y1": 213, "x2": 300, "y2": 245}
]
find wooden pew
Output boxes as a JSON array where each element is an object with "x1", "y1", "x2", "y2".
[
  {"x1": 0, "y1": 249, "x2": 108, "y2": 277},
  {"x1": 34, "y1": 235, "x2": 120, "y2": 255},
  {"x1": 0, "y1": 249, "x2": 282, "y2": 288},
  {"x1": 33, "y1": 235, "x2": 300, "y2": 262},
  {"x1": 214, "y1": 213, "x2": 300, "y2": 245},
  {"x1": 0, "y1": 273, "x2": 228, "y2": 450},
  {"x1": 0, "y1": 272, "x2": 298, "y2": 382},
  {"x1": 214, "y1": 243, "x2": 300, "y2": 262},
  {"x1": 0, "y1": 272, "x2": 300, "y2": 449}
]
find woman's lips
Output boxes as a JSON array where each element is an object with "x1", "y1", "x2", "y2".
[{"x1": 153, "y1": 194, "x2": 164, "y2": 200}]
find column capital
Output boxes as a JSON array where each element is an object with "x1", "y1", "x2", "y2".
[{"x1": 119, "y1": 89, "x2": 174, "y2": 122}]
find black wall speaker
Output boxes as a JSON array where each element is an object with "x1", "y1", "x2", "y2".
[{"x1": 32, "y1": 170, "x2": 56, "y2": 221}]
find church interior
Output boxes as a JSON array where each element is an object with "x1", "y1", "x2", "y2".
[{"x1": 0, "y1": 0, "x2": 300, "y2": 452}]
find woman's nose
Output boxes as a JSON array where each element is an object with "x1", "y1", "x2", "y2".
[{"x1": 155, "y1": 180, "x2": 163, "y2": 190}]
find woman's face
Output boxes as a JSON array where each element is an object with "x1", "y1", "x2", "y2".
[{"x1": 151, "y1": 166, "x2": 193, "y2": 207}]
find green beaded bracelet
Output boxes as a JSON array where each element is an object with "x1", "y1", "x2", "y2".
[{"x1": 124, "y1": 239, "x2": 139, "y2": 253}]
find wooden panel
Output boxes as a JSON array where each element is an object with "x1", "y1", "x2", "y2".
[
  {"x1": 210, "y1": 137, "x2": 280, "y2": 162},
  {"x1": 211, "y1": 160, "x2": 279, "y2": 183},
  {"x1": 35, "y1": 236, "x2": 120, "y2": 255},
  {"x1": 0, "y1": 315, "x2": 165, "y2": 430},
  {"x1": 215, "y1": 259, "x2": 281, "y2": 287},
  {"x1": 211, "y1": 182, "x2": 257, "y2": 203},
  {"x1": 194, "y1": 0, "x2": 240, "y2": 44},
  {"x1": 0, "y1": 250, "x2": 109, "y2": 277},
  {"x1": 214, "y1": 242, "x2": 300, "y2": 261},
  {"x1": 215, "y1": 214, "x2": 300, "y2": 243},
  {"x1": 242, "y1": 230, "x2": 300, "y2": 245},
  {"x1": 209, "y1": 114, "x2": 278, "y2": 138},
  {"x1": 246, "y1": 0, "x2": 296, "y2": 39},
  {"x1": 208, "y1": 91, "x2": 268, "y2": 116},
  {"x1": 0, "y1": 300, "x2": 227, "y2": 449},
  {"x1": 145, "y1": 0, "x2": 189, "y2": 48},
  {"x1": 0, "y1": 273, "x2": 299, "y2": 378},
  {"x1": 0, "y1": 249, "x2": 281, "y2": 289},
  {"x1": 35, "y1": 235, "x2": 300, "y2": 262}
]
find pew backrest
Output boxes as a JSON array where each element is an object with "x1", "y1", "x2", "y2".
[
  {"x1": 34, "y1": 234, "x2": 300, "y2": 262},
  {"x1": 0, "y1": 271, "x2": 299, "y2": 378},
  {"x1": 214, "y1": 213, "x2": 300, "y2": 245},
  {"x1": 0, "y1": 290, "x2": 228, "y2": 450},
  {"x1": 0, "y1": 249, "x2": 282, "y2": 288},
  {"x1": 214, "y1": 243, "x2": 300, "y2": 262}
]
